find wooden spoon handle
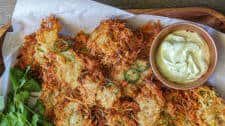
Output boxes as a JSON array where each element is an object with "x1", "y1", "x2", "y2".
[{"x1": 0, "y1": 23, "x2": 10, "y2": 38}]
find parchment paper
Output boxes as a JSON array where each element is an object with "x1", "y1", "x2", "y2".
[{"x1": 1, "y1": 0, "x2": 225, "y2": 108}]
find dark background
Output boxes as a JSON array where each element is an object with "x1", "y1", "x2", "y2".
[{"x1": 95, "y1": 0, "x2": 225, "y2": 14}]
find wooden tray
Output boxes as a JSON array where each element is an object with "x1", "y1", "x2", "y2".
[
  {"x1": 0, "y1": 7, "x2": 225, "y2": 74},
  {"x1": 128, "y1": 7, "x2": 225, "y2": 33}
]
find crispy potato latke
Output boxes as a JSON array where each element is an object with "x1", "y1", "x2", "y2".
[{"x1": 17, "y1": 16, "x2": 225, "y2": 126}]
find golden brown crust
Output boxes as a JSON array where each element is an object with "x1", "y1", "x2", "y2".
[
  {"x1": 73, "y1": 31, "x2": 90, "y2": 55},
  {"x1": 17, "y1": 33, "x2": 38, "y2": 69},
  {"x1": 138, "y1": 21, "x2": 162, "y2": 59},
  {"x1": 16, "y1": 16, "x2": 225, "y2": 126},
  {"x1": 54, "y1": 100, "x2": 92, "y2": 126},
  {"x1": 87, "y1": 19, "x2": 143, "y2": 66},
  {"x1": 162, "y1": 86, "x2": 225, "y2": 125}
]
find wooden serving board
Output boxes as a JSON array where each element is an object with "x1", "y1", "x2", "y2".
[
  {"x1": 128, "y1": 7, "x2": 225, "y2": 33},
  {"x1": 0, "y1": 7, "x2": 225, "y2": 74}
]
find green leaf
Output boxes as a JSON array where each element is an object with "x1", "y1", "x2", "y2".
[
  {"x1": 34, "y1": 100, "x2": 45, "y2": 115},
  {"x1": 7, "y1": 102, "x2": 15, "y2": 113},
  {"x1": 23, "y1": 79, "x2": 41, "y2": 92},
  {"x1": 20, "y1": 108, "x2": 29, "y2": 121},
  {"x1": 42, "y1": 120, "x2": 53, "y2": 126},
  {"x1": 10, "y1": 66, "x2": 32, "y2": 92},
  {"x1": 19, "y1": 66, "x2": 31, "y2": 89},
  {"x1": 31, "y1": 114, "x2": 39, "y2": 126},
  {"x1": 0, "y1": 96, "x2": 4, "y2": 111},
  {"x1": 15, "y1": 91, "x2": 30, "y2": 103},
  {"x1": 0, "y1": 112, "x2": 29, "y2": 126},
  {"x1": 0, "y1": 117, "x2": 8, "y2": 126},
  {"x1": 5, "y1": 112, "x2": 18, "y2": 126},
  {"x1": 2, "y1": 66, "x2": 51, "y2": 126},
  {"x1": 14, "y1": 112, "x2": 27, "y2": 126},
  {"x1": 17, "y1": 102, "x2": 24, "y2": 113},
  {"x1": 9, "y1": 68, "x2": 24, "y2": 91}
]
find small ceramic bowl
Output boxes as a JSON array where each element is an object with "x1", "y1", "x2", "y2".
[{"x1": 150, "y1": 23, "x2": 217, "y2": 90}]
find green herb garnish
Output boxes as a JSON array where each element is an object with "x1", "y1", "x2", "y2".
[
  {"x1": 0, "y1": 66, "x2": 53, "y2": 126},
  {"x1": 124, "y1": 68, "x2": 140, "y2": 83},
  {"x1": 53, "y1": 39, "x2": 73, "y2": 52}
]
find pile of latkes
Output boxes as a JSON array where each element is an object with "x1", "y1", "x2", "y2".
[{"x1": 16, "y1": 16, "x2": 225, "y2": 126}]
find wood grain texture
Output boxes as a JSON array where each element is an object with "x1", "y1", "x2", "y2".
[
  {"x1": 96, "y1": 0, "x2": 225, "y2": 14},
  {"x1": 128, "y1": 7, "x2": 225, "y2": 33}
]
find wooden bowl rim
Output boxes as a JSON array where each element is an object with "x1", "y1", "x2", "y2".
[{"x1": 150, "y1": 22, "x2": 218, "y2": 90}]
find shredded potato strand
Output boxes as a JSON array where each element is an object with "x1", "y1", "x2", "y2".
[{"x1": 16, "y1": 16, "x2": 225, "y2": 126}]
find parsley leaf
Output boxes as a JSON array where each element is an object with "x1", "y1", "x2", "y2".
[
  {"x1": 1, "y1": 66, "x2": 53, "y2": 126},
  {"x1": 0, "y1": 96, "x2": 4, "y2": 111},
  {"x1": 22, "y1": 79, "x2": 41, "y2": 92},
  {"x1": 9, "y1": 67, "x2": 24, "y2": 91},
  {"x1": 31, "y1": 114, "x2": 39, "y2": 126}
]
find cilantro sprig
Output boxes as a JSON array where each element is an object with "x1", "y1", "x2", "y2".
[{"x1": 0, "y1": 66, "x2": 53, "y2": 126}]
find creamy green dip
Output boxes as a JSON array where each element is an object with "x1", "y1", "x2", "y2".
[{"x1": 156, "y1": 30, "x2": 210, "y2": 83}]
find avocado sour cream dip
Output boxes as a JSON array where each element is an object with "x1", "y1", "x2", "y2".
[{"x1": 156, "y1": 30, "x2": 210, "y2": 83}]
